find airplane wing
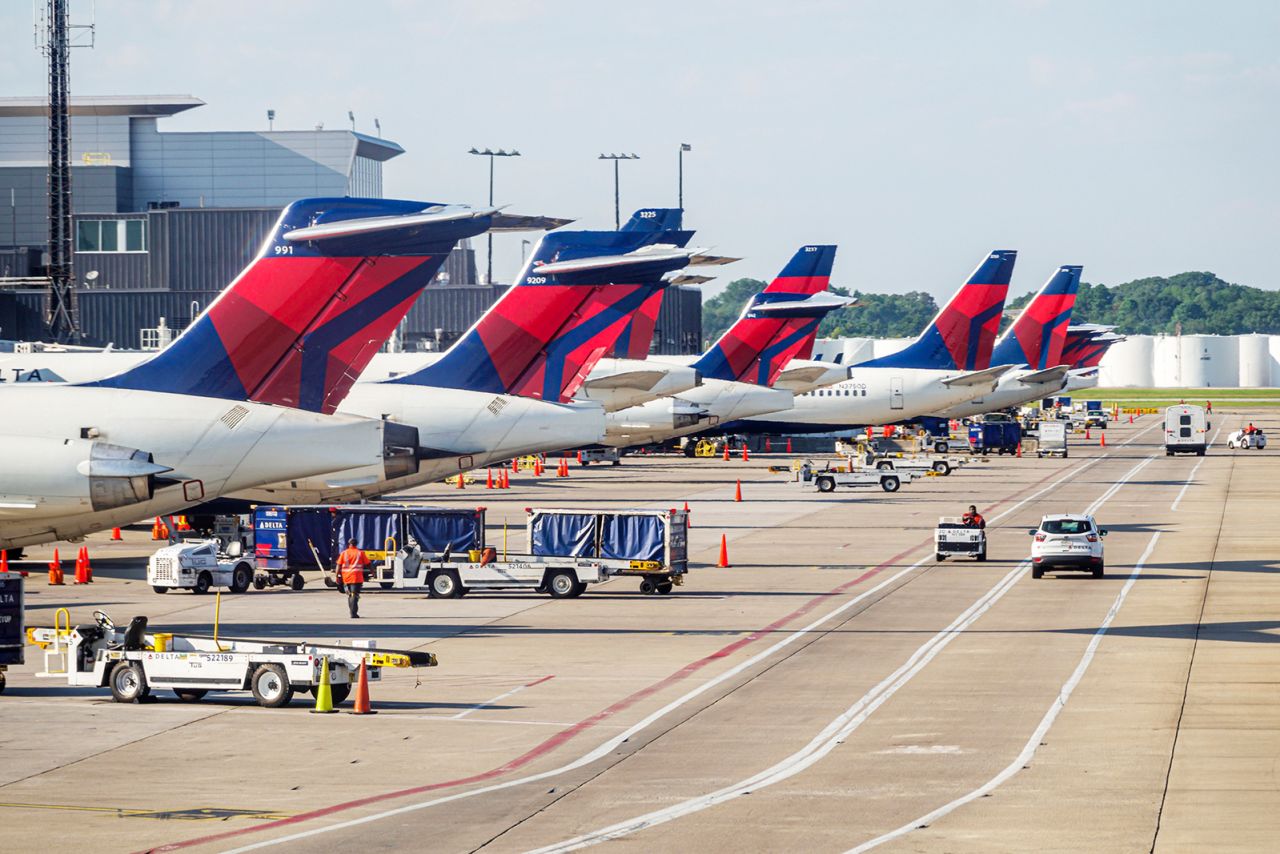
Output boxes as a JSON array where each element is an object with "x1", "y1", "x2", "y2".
[
  {"x1": 533, "y1": 244, "x2": 705, "y2": 275},
  {"x1": 1016, "y1": 365, "x2": 1070, "y2": 386},
  {"x1": 487, "y1": 213, "x2": 576, "y2": 232},
  {"x1": 582, "y1": 370, "x2": 670, "y2": 391},
  {"x1": 687, "y1": 252, "x2": 740, "y2": 267},
  {"x1": 942, "y1": 364, "x2": 1015, "y2": 387},
  {"x1": 667, "y1": 274, "x2": 716, "y2": 286},
  {"x1": 285, "y1": 204, "x2": 500, "y2": 242}
]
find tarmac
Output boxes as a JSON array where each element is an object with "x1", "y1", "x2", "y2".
[{"x1": 1, "y1": 411, "x2": 1277, "y2": 853}]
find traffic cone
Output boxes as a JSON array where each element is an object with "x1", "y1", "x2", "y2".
[
  {"x1": 151, "y1": 517, "x2": 164, "y2": 540},
  {"x1": 111, "y1": 526, "x2": 122, "y2": 541},
  {"x1": 82, "y1": 547, "x2": 93, "y2": 583},
  {"x1": 717, "y1": 535, "x2": 730, "y2": 568},
  {"x1": 1129, "y1": 414, "x2": 1134, "y2": 425},
  {"x1": 723, "y1": 445, "x2": 730, "y2": 462},
  {"x1": 48, "y1": 548, "x2": 64, "y2": 585},
  {"x1": 576, "y1": 451, "x2": 583, "y2": 464},
  {"x1": 74, "y1": 547, "x2": 86, "y2": 584},
  {"x1": 683, "y1": 501, "x2": 691, "y2": 528},
  {"x1": 535, "y1": 459, "x2": 544, "y2": 476},
  {"x1": 501, "y1": 469, "x2": 510, "y2": 489},
  {"x1": 512, "y1": 457, "x2": 520, "y2": 473},
  {"x1": 310, "y1": 657, "x2": 338, "y2": 714},
  {"x1": 786, "y1": 438, "x2": 792, "y2": 454},
  {"x1": 456, "y1": 472, "x2": 465, "y2": 489},
  {"x1": 1085, "y1": 427, "x2": 1091, "y2": 440},
  {"x1": 764, "y1": 438, "x2": 771, "y2": 452},
  {"x1": 1100, "y1": 432, "x2": 1106, "y2": 447},
  {"x1": 486, "y1": 469, "x2": 494, "y2": 489},
  {"x1": 349, "y1": 659, "x2": 377, "y2": 715},
  {"x1": 734, "y1": 480, "x2": 743, "y2": 502},
  {"x1": 0, "y1": 550, "x2": 8, "y2": 574},
  {"x1": 1016, "y1": 443, "x2": 1022, "y2": 458},
  {"x1": 742, "y1": 446, "x2": 749, "y2": 462}
]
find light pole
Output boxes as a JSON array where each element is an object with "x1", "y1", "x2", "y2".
[
  {"x1": 468, "y1": 147, "x2": 521, "y2": 283},
  {"x1": 599, "y1": 152, "x2": 640, "y2": 229},
  {"x1": 678, "y1": 143, "x2": 691, "y2": 212}
]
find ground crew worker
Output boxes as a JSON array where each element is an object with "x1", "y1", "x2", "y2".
[
  {"x1": 1206, "y1": 400, "x2": 1213, "y2": 414},
  {"x1": 336, "y1": 539, "x2": 369, "y2": 619},
  {"x1": 962, "y1": 504, "x2": 986, "y2": 529}
]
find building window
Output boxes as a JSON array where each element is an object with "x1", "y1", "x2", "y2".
[{"x1": 76, "y1": 219, "x2": 146, "y2": 253}]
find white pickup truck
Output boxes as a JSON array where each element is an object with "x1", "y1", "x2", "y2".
[{"x1": 147, "y1": 540, "x2": 258, "y2": 595}]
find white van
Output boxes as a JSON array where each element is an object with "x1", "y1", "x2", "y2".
[{"x1": 1164, "y1": 404, "x2": 1208, "y2": 456}]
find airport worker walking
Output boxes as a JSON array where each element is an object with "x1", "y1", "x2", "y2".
[
  {"x1": 336, "y1": 539, "x2": 370, "y2": 619},
  {"x1": 962, "y1": 504, "x2": 986, "y2": 529},
  {"x1": 1206, "y1": 400, "x2": 1213, "y2": 415}
]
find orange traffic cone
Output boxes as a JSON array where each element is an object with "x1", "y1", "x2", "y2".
[
  {"x1": 786, "y1": 438, "x2": 792, "y2": 454},
  {"x1": 717, "y1": 535, "x2": 730, "y2": 568},
  {"x1": 111, "y1": 527, "x2": 122, "y2": 541},
  {"x1": 741, "y1": 446, "x2": 749, "y2": 462},
  {"x1": 734, "y1": 480, "x2": 743, "y2": 502},
  {"x1": 151, "y1": 517, "x2": 163, "y2": 540},
  {"x1": 1016, "y1": 443, "x2": 1022, "y2": 458},
  {"x1": 74, "y1": 547, "x2": 86, "y2": 584},
  {"x1": 48, "y1": 548, "x2": 64, "y2": 585},
  {"x1": 349, "y1": 660, "x2": 377, "y2": 715},
  {"x1": 501, "y1": 469, "x2": 510, "y2": 489},
  {"x1": 764, "y1": 437, "x2": 771, "y2": 452},
  {"x1": 1085, "y1": 427, "x2": 1091, "y2": 440},
  {"x1": 1128, "y1": 414, "x2": 1134, "y2": 424},
  {"x1": 576, "y1": 451, "x2": 583, "y2": 464},
  {"x1": 512, "y1": 457, "x2": 520, "y2": 473},
  {"x1": 456, "y1": 472, "x2": 465, "y2": 489},
  {"x1": 0, "y1": 550, "x2": 8, "y2": 574},
  {"x1": 722, "y1": 445, "x2": 730, "y2": 461},
  {"x1": 683, "y1": 501, "x2": 691, "y2": 528},
  {"x1": 536, "y1": 459, "x2": 544, "y2": 476},
  {"x1": 1100, "y1": 432, "x2": 1106, "y2": 447},
  {"x1": 486, "y1": 469, "x2": 494, "y2": 489}
]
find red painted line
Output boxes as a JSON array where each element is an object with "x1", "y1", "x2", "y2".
[
  {"x1": 148, "y1": 463, "x2": 1068, "y2": 853},
  {"x1": 524, "y1": 674, "x2": 555, "y2": 689}
]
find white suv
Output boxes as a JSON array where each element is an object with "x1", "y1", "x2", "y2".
[{"x1": 1028, "y1": 514, "x2": 1107, "y2": 578}]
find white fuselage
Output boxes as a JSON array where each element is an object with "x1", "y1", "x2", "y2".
[
  {"x1": 742, "y1": 366, "x2": 1002, "y2": 431},
  {"x1": 232, "y1": 384, "x2": 606, "y2": 505},
  {"x1": 0, "y1": 385, "x2": 397, "y2": 548},
  {"x1": 937, "y1": 369, "x2": 1069, "y2": 419},
  {"x1": 602, "y1": 378, "x2": 792, "y2": 447}
]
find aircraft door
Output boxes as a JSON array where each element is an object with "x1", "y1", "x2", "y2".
[{"x1": 890, "y1": 376, "x2": 904, "y2": 410}]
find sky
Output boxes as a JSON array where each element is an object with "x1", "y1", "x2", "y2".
[{"x1": 2, "y1": 0, "x2": 1278, "y2": 303}]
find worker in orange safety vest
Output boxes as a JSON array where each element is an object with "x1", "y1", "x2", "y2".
[{"x1": 336, "y1": 539, "x2": 370, "y2": 619}]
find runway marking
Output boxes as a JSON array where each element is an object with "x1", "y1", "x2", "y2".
[
  {"x1": 449, "y1": 675, "x2": 555, "y2": 720},
  {"x1": 526, "y1": 453, "x2": 1157, "y2": 853},
  {"x1": 1170, "y1": 422, "x2": 1223, "y2": 512},
  {"x1": 151, "y1": 439, "x2": 1141, "y2": 853},
  {"x1": 0, "y1": 801, "x2": 289, "y2": 821},
  {"x1": 847, "y1": 531, "x2": 1163, "y2": 852}
]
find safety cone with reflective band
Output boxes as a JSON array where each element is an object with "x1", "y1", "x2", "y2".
[
  {"x1": 734, "y1": 480, "x2": 743, "y2": 502},
  {"x1": 722, "y1": 445, "x2": 730, "y2": 462},
  {"x1": 501, "y1": 469, "x2": 510, "y2": 489},
  {"x1": 485, "y1": 469, "x2": 494, "y2": 489},
  {"x1": 349, "y1": 659, "x2": 377, "y2": 715},
  {"x1": 741, "y1": 446, "x2": 749, "y2": 462},
  {"x1": 151, "y1": 516, "x2": 170, "y2": 540},
  {"x1": 111, "y1": 527, "x2": 123, "y2": 541},
  {"x1": 683, "y1": 501, "x2": 691, "y2": 528},
  {"x1": 1100, "y1": 432, "x2": 1106, "y2": 447},
  {"x1": 1016, "y1": 443, "x2": 1022, "y2": 458},
  {"x1": 74, "y1": 547, "x2": 87, "y2": 584},
  {"x1": 717, "y1": 535, "x2": 730, "y2": 568},
  {"x1": 311, "y1": 657, "x2": 338, "y2": 713},
  {"x1": 576, "y1": 451, "x2": 583, "y2": 464},
  {"x1": 48, "y1": 548, "x2": 64, "y2": 585},
  {"x1": 512, "y1": 457, "x2": 520, "y2": 473}
]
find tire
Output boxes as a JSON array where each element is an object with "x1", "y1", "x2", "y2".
[
  {"x1": 152, "y1": 585, "x2": 169, "y2": 594},
  {"x1": 109, "y1": 661, "x2": 149, "y2": 703},
  {"x1": 935, "y1": 441, "x2": 949, "y2": 454},
  {"x1": 1031, "y1": 566, "x2": 1044, "y2": 579},
  {"x1": 323, "y1": 576, "x2": 337, "y2": 588},
  {"x1": 816, "y1": 477, "x2": 835, "y2": 493},
  {"x1": 250, "y1": 663, "x2": 294, "y2": 708},
  {"x1": 877, "y1": 461, "x2": 893, "y2": 471},
  {"x1": 612, "y1": 460, "x2": 621, "y2": 466},
  {"x1": 428, "y1": 570, "x2": 462, "y2": 599},
  {"x1": 252, "y1": 576, "x2": 267, "y2": 590},
  {"x1": 571, "y1": 581, "x2": 589, "y2": 597},
  {"x1": 312, "y1": 682, "x2": 352, "y2": 706},
  {"x1": 932, "y1": 461, "x2": 950, "y2": 475},
  {"x1": 0, "y1": 671, "x2": 6, "y2": 694},
  {"x1": 656, "y1": 581, "x2": 674, "y2": 595},
  {"x1": 230, "y1": 563, "x2": 252, "y2": 594},
  {"x1": 881, "y1": 476, "x2": 900, "y2": 493},
  {"x1": 379, "y1": 581, "x2": 393, "y2": 590},
  {"x1": 192, "y1": 572, "x2": 212, "y2": 595},
  {"x1": 290, "y1": 573, "x2": 305, "y2": 591},
  {"x1": 1196, "y1": 449, "x2": 1205, "y2": 456},
  {"x1": 1063, "y1": 450, "x2": 1069, "y2": 459},
  {"x1": 639, "y1": 578, "x2": 657, "y2": 595},
  {"x1": 1093, "y1": 564, "x2": 1105, "y2": 578},
  {"x1": 976, "y1": 550, "x2": 987, "y2": 562},
  {"x1": 1166, "y1": 450, "x2": 1174, "y2": 457},
  {"x1": 174, "y1": 689, "x2": 207, "y2": 703},
  {"x1": 936, "y1": 553, "x2": 946, "y2": 561},
  {"x1": 546, "y1": 569, "x2": 579, "y2": 599}
]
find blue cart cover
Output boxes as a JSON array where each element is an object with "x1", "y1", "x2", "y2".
[
  {"x1": 337, "y1": 510, "x2": 402, "y2": 554},
  {"x1": 408, "y1": 510, "x2": 482, "y2": 553},
  {"x1": 286, "y1": 508, "x2": 337, "y2": 569},
  {"x1": 601, "y1": 514, "x2": 665, "y2": 562},
  {"x1": 530, "y1": 512, "x2": 597, "y2": 557}
]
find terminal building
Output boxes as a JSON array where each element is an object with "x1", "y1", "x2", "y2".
[{"x1": 0, "y1": 95, "x2": 701, "y2": 353}]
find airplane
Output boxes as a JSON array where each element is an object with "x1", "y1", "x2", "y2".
[
  {"x1": 601, "y1": 244, "x2": 853, "y2": 448},
  {"x1": 0, "y1": 197, "x2": 507, "y2": 549},
  {"x1": 933, "y1": 265, "x2": 1083, "y2": 419},
  {"x1": 227, "y1": 220, "x2": 707, "y2": 505},
  {"x1": 1062, "y1": 325, "x2": 1126, "y2": 392},
  {"x1": 731, "y1": 250, "x2": 1018, "y2": 435}
]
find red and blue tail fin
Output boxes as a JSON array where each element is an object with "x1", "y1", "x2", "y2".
[
  {"x1": 611, "y1": 288, "x2": 666, "y2": 360},
  {"x1": 991, "y1": 265, "x2": 1082, "y2": 369},
  {"x1": 863, "y1": 249, "x2": 1016, "y2": 370},
  {"x1": 88, "y1": 198, "x2": 494, "y2": 412},
  {"x1": 392, "y1": 227, "x2": 695, "y2": 402},
  {"x1": 1063, "y1": 326, "x2": 1124, "y2": 368},
  {"x1": 693, "y1": 245, "x2": 842, "y2": 386}
]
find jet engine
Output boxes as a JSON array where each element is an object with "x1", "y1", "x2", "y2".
[{"x1": 0, "y1": 436, "x2": 172, "y2": 516}]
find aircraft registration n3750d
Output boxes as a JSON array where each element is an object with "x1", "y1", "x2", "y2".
[{"x1": 0, "y1": 198, "x2": 503, "y2": 549}]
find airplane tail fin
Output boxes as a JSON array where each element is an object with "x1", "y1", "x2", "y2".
[
  {"x1": 610, "y1": 288, "x2": 666, "y2": 360},
  {"x1": 392, "y1": 229, "x2": 696, "y2": 402},
  {"x1": 693, "y1": 245, "x2": 846, "y2": 386},
  {"x1": 89, "y1": 198, "x2": 496, "y2": 413},
  {"x1": 1063, "y1": 327, "x2": 1125, "y2": 368},
  {"x1": 622, "y1": 208, "x2": 684, "y2": 232},
  {"x1": 991, "y1": 265, "x2": 1082, "y2": 369},
  {"x1": 862, "y1": 250, "x2": 1016, "y2": 370}
]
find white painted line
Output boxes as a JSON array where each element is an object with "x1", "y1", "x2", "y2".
[
  {"x1": 1170, "y1": 422, "x2": 1222, "y2": 512},
  {"x1": 219, "y1": 449, "x2": 1133, "y2": 854},
  {"x1": 527, "y1": 454, "x2": 1158, "y2": 853},
  {"x1": 847, "y1": 531, "x2": 1162, "y2": 852},
  {"x1": 450, "y1": 681, "x2": 541, "y2": 720}
]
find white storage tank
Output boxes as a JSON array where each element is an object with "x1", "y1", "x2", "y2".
[
  {"x1": 1180, "y1": 335, "x2": 1238, "y2": 388},
  {"x1": 1238, "y1": 334, "x2": 1272, "y2": 387},
  {"x1": 1152, "y1": 335, "x2": 1182, "y2": 386},
  {"x1": 1098, "y1": 335, "x2": 1154, "y2": 387}
]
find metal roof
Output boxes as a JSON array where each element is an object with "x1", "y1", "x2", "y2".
[{"x1": 0, "y1": 95, "x2": 206, "y2": 117}]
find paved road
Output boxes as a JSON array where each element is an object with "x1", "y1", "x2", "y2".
[{"x1": 1, "y1": 411, "x2": 1275, "y2": 853}]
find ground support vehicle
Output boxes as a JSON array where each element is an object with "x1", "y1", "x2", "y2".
[
  {"x1": 25, "y1": 609, "x2": 436, "y2": 706},
  {"x1": 1082, "y1": 402, "x2": 1108, "y2": 430},
  {"x1": 1029, "y1": 514, "x2": 1107, "y2": 578},
  {"x1": 968, "y1": 421, "x2": 1022, "y2": 455},
  {"x1": 804, "y1": 462, "x2": 907, "y2": 493},
  {"x1": 935, "y1": 517, "x2": 987, "y2": 561},
  {"x1": 147, "y1": 539, "x2": 258, "y2": 595},
  {"x1": 1164, "y1": 404, "x2": 1209, "y2": 456},
  {"x1": 1226, "y1": 429, "x2": 1266, "y2": 450},
  {"x1": 577, "y1": 448, "x2": 622, "y2": 465},
  {"x1": 869, "y1": 456, "x2": 959, "y2": 476},
  {"x1": 1036, "y1": 421, "x2": 1069, "y2": 458},
  {"x1": 374, "y1": 507, "x2": 689, "y2": 597},
  {"x1": 0, "y1": 572, "x2": 23, "y2": 693}
]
